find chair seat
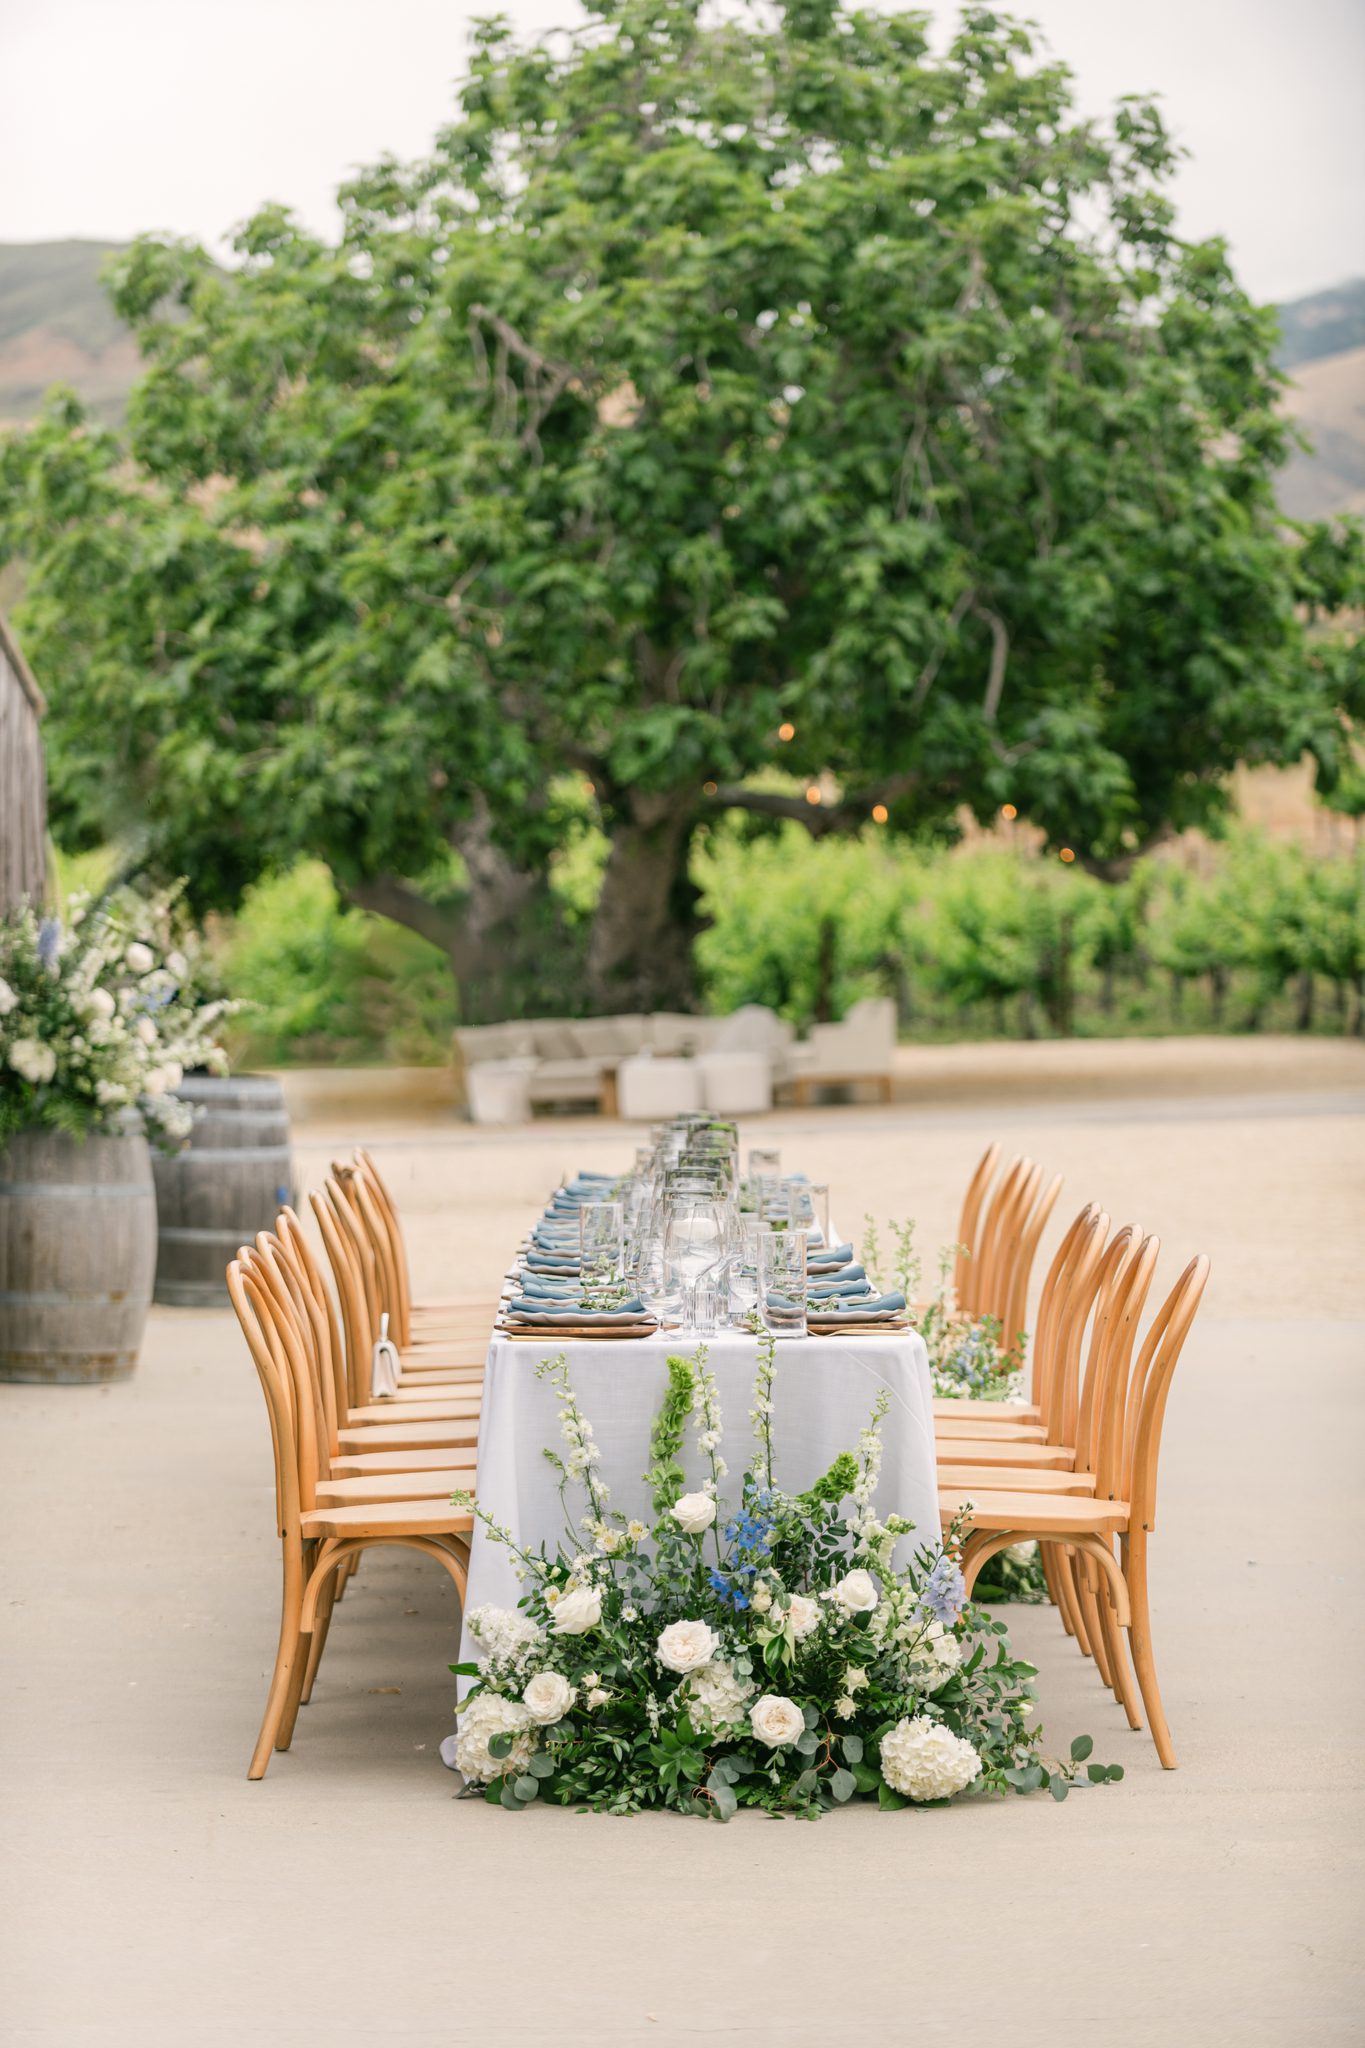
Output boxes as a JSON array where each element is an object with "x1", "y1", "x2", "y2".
[
  {"x1": 938, "y1": 1466, "x2": 1096, "y2": 1495},
  {"x1": 346, "y1": 1398, "x2": 480, "y2": 1424},
  {"x1": 938, "y1": 1489, "x2": 1130, "y2": 1536},
  {"x1": 932, "y1": 1398, "x2": 1042, "y2": 1421},
  {"x1": 935, "y1": 1416, "x2": 1047, "y2": 1441},
  {"x1": 335, "y1": 1419, "x2": 479, "y2": 1451},
  {"x1": 331, "y1": 1446, "x2": 478, "y2": 1476},
  {"x1": 301, "y1": 1500, "x2": 475, "y2": 1540},
  {"x1": 315, "y1": 1471, "x2": 473, "y2": 1505},
  {"x1": 936, "y1": 1438, "x2": 1075, "y2": 1468}
]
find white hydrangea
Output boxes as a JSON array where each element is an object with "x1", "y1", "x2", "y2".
[
  {"x1": 8, "y1": 1039, "x2": 56, "y2": 1085},
  {"x1": 454, "y1": 1694, "x2": 534, "y2": 1784},
  {"x1": 467, "y1": 1604, "x2": 544, "y2": 1674},
  {"x1": 903, "y1": 1620, "x2": 961, "y2": 1694},
  {"x1": 879, "y1": 1717, "x2": 981, "y2": 1802},
  {"x1": 684, "y1": 1659, "x2": 753, "y2": 1732}
]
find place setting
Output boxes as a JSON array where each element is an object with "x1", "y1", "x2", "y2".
[{"x1": 496, "y1": 1118, "x2": 910, "y2": 1347}]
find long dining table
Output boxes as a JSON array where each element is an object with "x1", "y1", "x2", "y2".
[{"x1": 456, "y1": 1307, "x2": 938, "y2": 1692}]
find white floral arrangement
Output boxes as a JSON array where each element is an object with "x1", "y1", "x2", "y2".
[
  {"x1": 863, "y1": 1216, "x2": 1026, "y2": 1404},
  {"x1": 0, "y1": 888, "x2": 235, "y2": 1151},
  {"x1": 451, "y1": 1338, "x2": 1117, "y2": 1818}
]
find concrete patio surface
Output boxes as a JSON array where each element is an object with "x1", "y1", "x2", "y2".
[{"x1": 2, "y1": 1038, "x2": 1363, "y2": 2046}]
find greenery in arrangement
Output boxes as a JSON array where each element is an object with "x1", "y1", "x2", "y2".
[
  {"x1": 0, "y1": 889, "x2": 233, "y2": 1149},
  {"x1": 2, "y1": 2, "x2": 1361, "y2": 1017},
  {"x1": 449, "y1": 1341, "x2": 1115, "y2": 1815}
]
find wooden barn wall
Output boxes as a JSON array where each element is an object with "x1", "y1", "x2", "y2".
[{"x1": 0, "y1": 637, "x2": 47, "y2": 912}]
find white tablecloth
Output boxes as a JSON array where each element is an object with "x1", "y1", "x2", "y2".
[{"x1": 457, "y1": 1327, "x2": 937, "y2": 1690}]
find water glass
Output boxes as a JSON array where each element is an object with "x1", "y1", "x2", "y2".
[
  {"x1": 578, "y1": 1200, "x2": 624, "y2": 1287},
  {"x1": 758, "y1": 1226, "x2": 808, "y2": 1340}
]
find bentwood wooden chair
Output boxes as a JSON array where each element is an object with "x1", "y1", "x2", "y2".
[
  {"x1": 952, "y1": 1144, "x2": 1001, "y2": 1307},
  {"x1": 228, "y1": 1243, "x2": 474, "y2": 1780},
  {"x1": 308, "y1": 1184, "x2": 487, "y2": 1450},
  {"x1": 349, "y1": 1151, "x2": 502, "y2": 1348},
  {"x1": 931, "y1": 1162, "x2": 1062, "y2": 1422},
  {"x1": 934, "y1": 1206, "x2": 1109, "y2": 1459},
  {"x1": 941, "y1": 1246, "x2": 1210, "y2": 1767},
  {"x1": 332, "y1": 1161, "x2": 494, "y2": 1377}
]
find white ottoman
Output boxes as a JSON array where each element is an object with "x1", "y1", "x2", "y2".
[
  {"x1": 697, "y1": 1050, "x2": 772, "y2": 1115},
  {"x1": 616, "y1": 1055, "x2": 703, "y2": 1121},
  {"x1": 465, "y1": 1057, "x2": 536, "y2": 1124}
]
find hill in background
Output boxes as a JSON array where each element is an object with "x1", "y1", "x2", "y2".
[
  {"x1": 0, "y1": 239, "x2": 1362, "y2": 516},
  {"x1": 0, "y1": 241, "x2": 140, "y2": 426}
]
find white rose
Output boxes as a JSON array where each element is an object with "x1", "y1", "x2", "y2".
[
  {"x1": 586, "y1": 1688, "x2": 610, "y2": 1711},
  {"x1": 656, "y1": 1618, "x2": 721, "y2": 1674},
  {"x1": 749, "y1": 1694, "x2": 806, "y2": 1748},
  {"x1": 551, "y1": 1585, "x2": 602, "y2": 1636},
  {"x1": 879, "y1": 1716, "x2": 981, "y2": 1802},
  {"x1": 786, "y1": 1594, "x2": 820, "y2": 1639},
  {"x1": 125, "y1": 942, "x2": 155, "y2": 974},
  {"x1": 670, "y1": 1492, "x2": 716, "y2": 1534},
  {"x1": 453, "y1": 1694, "x2": 533, "y2": 1783},
  {"x1": 135, "y1": 1016, "x2": 158, "y2": 1046},
  {"x1": 832, "y1": 1569, "x2": 879, "y2": 1615},
  {"x1": 8, "y1": 1039, "x2": 56, "y2": 1085},
  {"x1": 86, "y1": 987, "x2": 116, "y2": 1019},
  {"x1": 521, "y1": 1670, "x2": 575, "y2": 1724},
  {"x1": 0, "y1": 976, "x2": 16, "y2": 1015}
]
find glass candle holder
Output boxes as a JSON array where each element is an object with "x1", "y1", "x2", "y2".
[{"x1": 758, "y1": 1225, "x2": 808, "y2": 1340}]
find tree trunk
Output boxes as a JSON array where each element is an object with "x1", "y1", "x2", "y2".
[
  {"x1": 345, "y1": 801, "x2": 574, "y2": 1024},
  {"x1": 586, "y1": 792, "x2": 702, "y2": 1012},
  {"x1": 1208, "y1": 965, "x2": 1227, "y2": 1028},
  {"x1": 814, "y1": 916, "x2": 838, "y2": 1024},
  {"x1": 1296, "y1": 971, "x2": 1315, "y2": 1033}
]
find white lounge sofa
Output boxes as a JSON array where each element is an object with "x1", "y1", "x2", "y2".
[
  {"x1": 784, "y1": 998, "x2": 897, "y2": 1105},
  {"x1": 454, "y1": 1006, "x2": 797, "y2": 1122}
]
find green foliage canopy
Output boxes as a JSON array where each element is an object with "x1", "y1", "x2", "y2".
[{"x1": 2, "y1": 1, "x2": 1361, "y2": 1010}]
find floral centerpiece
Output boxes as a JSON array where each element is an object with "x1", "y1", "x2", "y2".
[
  {"x1": 863, "y1": 1216, "x2": 1025, "y2": 1403},
  {"x1": 450, "y1": 1338, "x2": 1116, "y2": 1817},
  {"x1": 0, "y1": 889, "x2": 233, "y2": 1150}
]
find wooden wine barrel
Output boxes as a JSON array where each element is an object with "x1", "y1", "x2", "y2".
[
  {"x1": 0, "y1": 1127, "x2": 156, "y2": 1383},
  {"x1": 152, "y1": 1074, "x2": 294, "y2": 1306}
]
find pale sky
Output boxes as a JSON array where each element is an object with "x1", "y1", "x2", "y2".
[{"x1": 2, "y1": 0, "x2": 1362, "y2": 304}]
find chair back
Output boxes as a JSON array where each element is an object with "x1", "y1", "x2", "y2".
[
  {"x1": 1124, "y1": 1255, "x2": 1211, "y2": 1528},
  {"x1": 953, "y1": 1143, "x2": 1001, "y2": 1306},
  {"x1": 1002, "y1": 1171, "x2": 1063, "y2": 1357},
  {"x1": 1029, "y1": 1204, "x2": 1098, "y2": 1417}
]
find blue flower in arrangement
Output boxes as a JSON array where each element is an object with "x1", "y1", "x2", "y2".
[
  {"x1": 707, "y1": 1567, "x2": 750, "y2": 1610},
  {"x1": 36, "y1": 918, "x2": 61, "y2": 971},
  {"x1": 919, "y1": 1552, "x2": 967, "y2": 1627}
]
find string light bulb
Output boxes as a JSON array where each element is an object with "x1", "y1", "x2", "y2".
[
  {"x1": 1059, "y1": 846, "x2": 1076, "y2": 863},
  {"x1": 872, "y1": 803, "x2": 889, "y2": 824},
  {"x1": 703, "y1": 780, "x2": 718, "y2": 796},
  {"x1": 1000, "y1": 803, "x2": 1017, "y2": 821},
  {"x1": 805, "y1": 785, "x2": 822, "y2": 806},
  {"x1": 778, "y1": 721, "x2": 796, "y2": 741}
]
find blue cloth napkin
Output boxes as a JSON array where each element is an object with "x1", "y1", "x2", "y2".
[
  {"x1": 809, "y1": 1290, "x2": 907, "y2": 1317},
  {"x1": 807, "y1": 1243, "x2": 854, "y2": 1267},
  {"x1": 525, "y1": 1253, "x2": 583, "y2": 1273},
  {"x1": 808, "y1": 1275, "x2": 873, "y2": 1300},
  {"x1": 506, "y1": 1303, "x2": 650, "y2": 1324}
]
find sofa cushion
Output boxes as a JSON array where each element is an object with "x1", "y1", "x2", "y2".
[
  {"x1": 647, "y1": 1012, "x2": 713, "y2": 1057},
  {"x1": 526, "y1": 1019, "x2": 583, "y2": 1059},
  {"x1": 455, "y1": 1022, "x2": 536, "y2": 1062},
  {"x1": 571, "y1": 1016, "x2": 647, "y2": 1058},
  {"x1": 526, "y1": 1057, "x2": 611, "y2": 1102}
]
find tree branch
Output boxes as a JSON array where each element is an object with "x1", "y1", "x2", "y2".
[
  {"x1": 342, "y1": 874, "x2": 466, "y2": 956},
  {"x1": 974, "y1": 603, "x2": 1010, "y2": 724}
]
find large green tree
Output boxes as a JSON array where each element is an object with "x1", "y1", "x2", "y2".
[{"x1": 3, "y1": 1, "x2": 1361, "y2": 1012}]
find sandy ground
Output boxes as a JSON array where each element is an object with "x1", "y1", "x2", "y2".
[{"x1": 2, "y1": 1037, "x2": 1363, "y2": 2047}]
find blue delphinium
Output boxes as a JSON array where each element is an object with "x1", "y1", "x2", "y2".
[
  {"x1": 919, "y1": 1552, "x2": 967, "y2": 1627},
  {"x1": 36, "y1": 918, "x2": 61, "y2": 972}
]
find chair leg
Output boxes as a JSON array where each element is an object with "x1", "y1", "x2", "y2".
[
  {"x1": 1040, "y1": 1544, "x2": 1068, "y2": 1626},
  {"x1": 1055, "y1": 1548, "x2": 1094, "y2": 1659},
  {"x1": 1123, "y1": 1529, "x2": 1176, "y2": 1768},
  {"x1": 1094, "y1": 1563, "x2": 1144, "y2": 1730},
  {"x1": 1076, "y1": 1565, "x2": 1114, "y2": 1690},
  {"x1": 301, "y1": 1568, "x2": 338, "y2": 1706},
  {"x1": 249, "y1": 1545, "x2": 305, "y2": 1781}
]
